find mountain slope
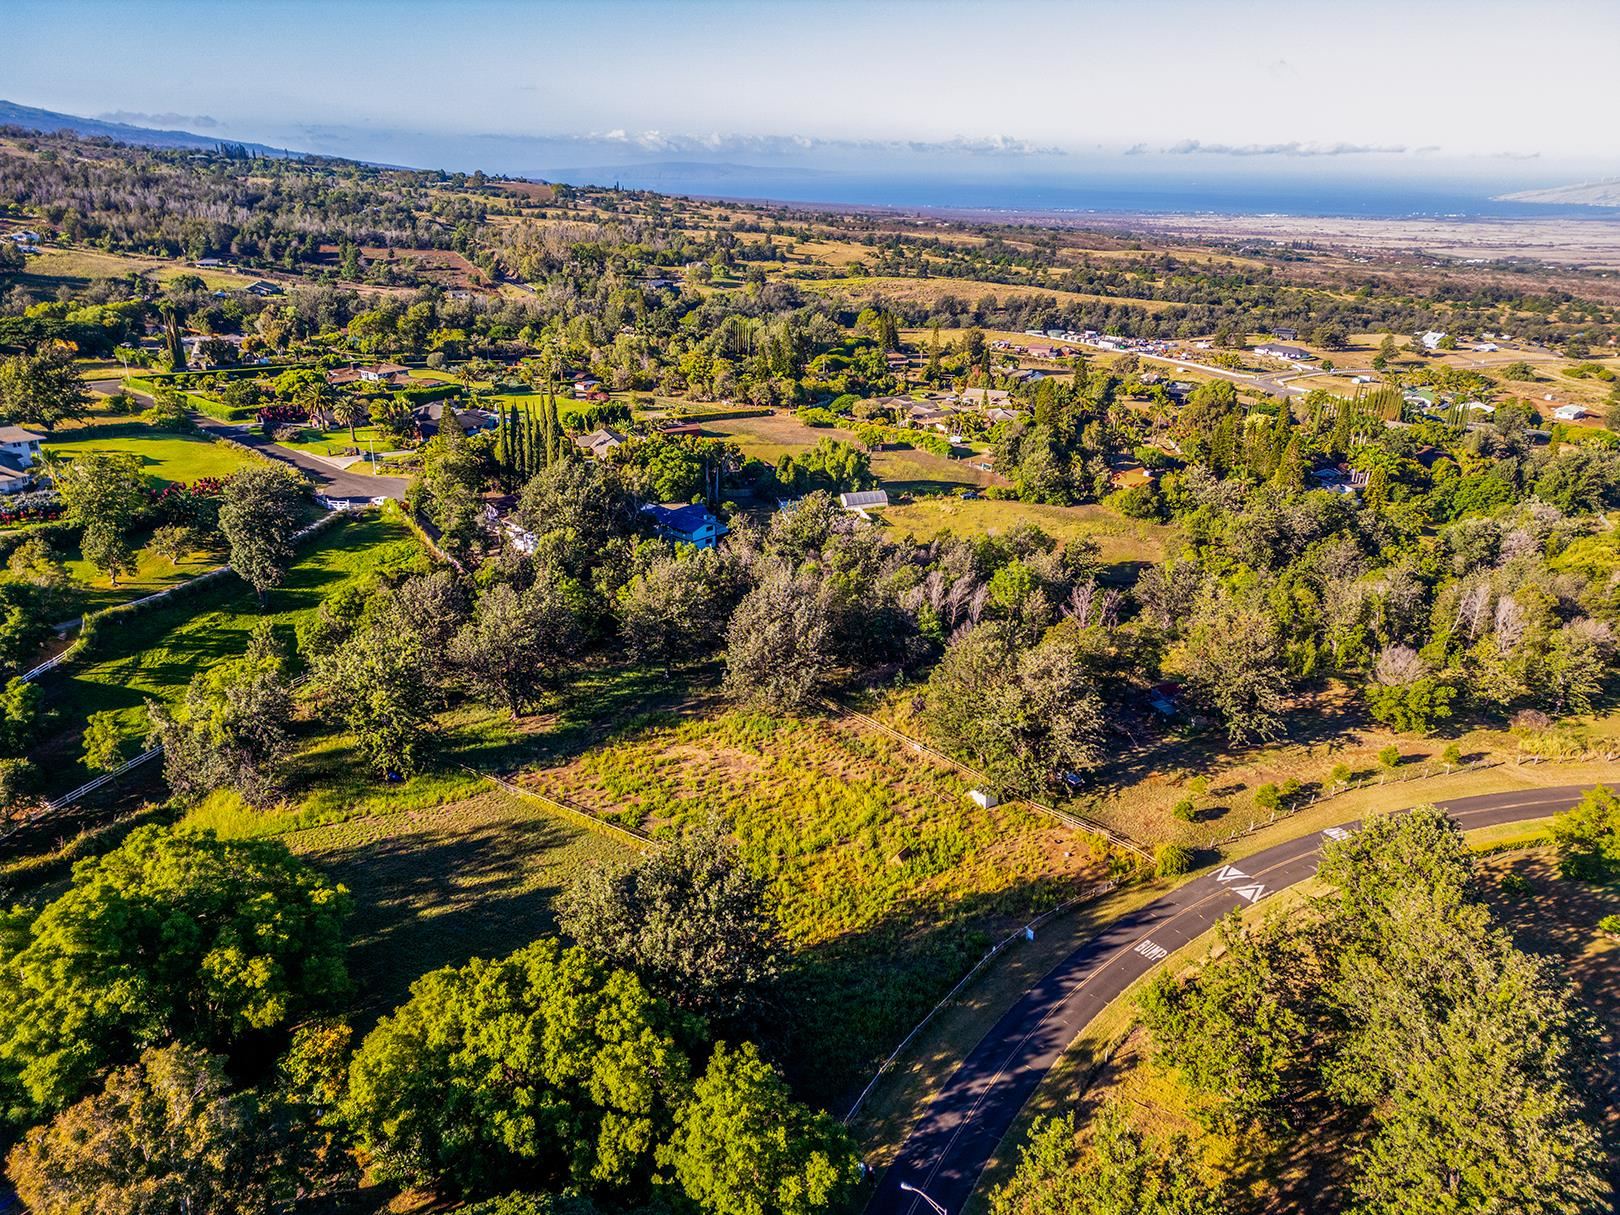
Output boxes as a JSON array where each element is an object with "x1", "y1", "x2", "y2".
[{"x1": 0, "y1": 99, "x2": 297, "y2": 158}]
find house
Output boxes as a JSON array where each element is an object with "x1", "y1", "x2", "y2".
[
  {"x1": 1108, "y1": 465, "x2": 1156, "y2": 491},
  {"x1": 360, "y1": 363, "x2": 411, "y2": 384},
  {"x1": 656, "y1": 422, "x2": 704, "y2": 438},
  {"x1": 906, "y1": 401, "x2": 954, "y2": 429},
  {"x1": 0, "y1": 425, "x2": 45, "y2": 470},
  {"x1": 325, "y1": 367, "x2": 365, "y2": 386},
  {"x1": 413, "y1": 402, "x2": 499, "y2": 438},
  {"x1": 574, "y1": 427, "x2": 626, "y2": 458},
  {"x1": 838, "y1": 489, "x2": 890, "y2": 512},
  {"x1": 193, "y1": 257, "x2": 226, "y2": 269},
  {"x1": 1421, "y1": 330, "x2": 1448, "y2": 351},
  {"x1": 1552, "y1": 404, "x2": 1589, "y2": 422},
  {"x1": 244, "y1": 280, "x2": 283, "y2": 297},
  {"x1": 985, "y1": 407, "x2": 1022, "y2": 424},
  {"x1": 1309, "y1": 464, "x2": 1371, "y2": 496},
  {"x1": 1253, "y1": 343, "x2": 1314, "y2": 363},
  {"x1": 957, "y1": 387, "x2": 1012, "y2": 408},
  {"x1": 1473, "y1": 342, "x2": 1499, "y2": 353},
  {"x1": 641, "y1": 502, "x2": 727, "y2": 549},
  {"x1": 1272, "y1": 327, "x2": 1299, "y2": 341},
  {"x1": 0, "y1": 458, "x2": 34, "y2": 494}
]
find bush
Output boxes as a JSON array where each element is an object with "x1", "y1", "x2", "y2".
[
  {"x1": 1156, "y1": 843, "x2": 1194, "y2": 878},
  {"x1": 1171, "y1": 798, "x2": 1196, "y2": 822}
]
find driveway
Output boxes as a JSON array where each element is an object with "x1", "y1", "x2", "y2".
[{"x1": 868, "y1": 784, "x2": 1596, "y2": 1215}]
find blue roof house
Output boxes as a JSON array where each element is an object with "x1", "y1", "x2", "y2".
[{"x1": 641, "y1": 502, "x2": 727, "y2": 549}]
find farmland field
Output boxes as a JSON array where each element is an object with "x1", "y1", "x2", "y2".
[
  {"x1": 879, "y1": 497, "x2": 1175, "y2": 565},
  {"x1": 700, "y1": 412, "x2": 990, "y2": 493}
]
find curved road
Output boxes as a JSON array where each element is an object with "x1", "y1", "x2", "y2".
[{"x1": 870, "y1": 785, "x2": 1591, "y2": 1215}]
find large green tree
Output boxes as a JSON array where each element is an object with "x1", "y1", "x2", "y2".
[
  {"x1": 341, "y1": 938, "x2": 691, "y2": 1196},
  {"x1": 0, "y1": 344, "x2": 90, "y2": 430},
  {"x1": 450, "y1": 569, "x2": 587, "y2": 716},
  {"x1": 722, "y1": 568, "x2": 833, "y2": 714},
  {"x1": 145, "y1": 621, "x2": 295, "y2": 803},
  {"x1": 218, "y1": 463, "x2": 309, "y2": 607},
  {"x1": 53, "y1": 450, "x2": 145, "y2": 586},
  {"x1": 992, "y1": 1104, "x2": 1229, "y2": 1215},
  {"x1": 0, "y1": 826, "x2": 350, "y2": 1119},
  {"x1": 661, "y1": 1041, "x2": 861, "y2": 1215},
  {"x1": 1550, "y1": 785, "x2": 1620, "y2": 881},
  {"x1": 558, "y1": 822, "x2": 783, "y2": 1029}
]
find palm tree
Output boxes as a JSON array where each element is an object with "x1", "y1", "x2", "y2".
[{"x1": 330, "y1": 393, "x2": 363, "y2": 442}]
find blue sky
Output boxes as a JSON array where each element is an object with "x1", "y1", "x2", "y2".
[{"x1": 11, "y1": 0, "x2": 1620, "y2": 193}]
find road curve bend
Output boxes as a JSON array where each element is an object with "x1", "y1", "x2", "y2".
[{"x1": 869, "y1": 785, "x2": 1590, "y2": 1215}]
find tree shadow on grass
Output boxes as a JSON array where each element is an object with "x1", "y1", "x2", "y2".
[{"x1": 295, "y1": 804, "x2": 622, "y2": 1029}]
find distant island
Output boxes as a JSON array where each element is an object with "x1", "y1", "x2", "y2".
[{"x1": 1495, "y1": 179, "x2": 1620, "y2": 207}]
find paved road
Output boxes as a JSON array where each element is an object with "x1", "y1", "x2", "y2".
[
  {"x1": 870, "y1": 784, "x2": 1592, "y2": 1215},
  {"x1": 83, "y1": 378, "x2": 408, "y2": 499},
  {"x1": 191, "y1": 418, "x2": 409, "y2": 500}
]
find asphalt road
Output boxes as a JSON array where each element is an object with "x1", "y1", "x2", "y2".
[
  {"x1": 870, "y1": 784, "x2": 1593, "y2": 1215},
  {"x1": 83, "y1": 377, "x2": 408, "y2": 499},
  {"x1": 191, "y1": 418, "x2": 409, "y2": 500}
]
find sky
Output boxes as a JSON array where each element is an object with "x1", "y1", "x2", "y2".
[{"x1": 11, "y1": 0, "x2": 1620, "y2": 208}]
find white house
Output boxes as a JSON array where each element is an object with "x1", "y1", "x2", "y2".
[
  {"x1": 1421, "y1": 330, "x2": 1448, "y2": 351},
  {"x1": 1552, "y1": 404, "x2": 1589, "y2": 422},
  {"x1": 574, "y1": 427, "x2": 625, "y2": 459},
  {"x1": 0, "y1": 425, "x2": 44, "y2": 495},
  {"x1": 838, "y1": 489, "x2": 890, "y2": 513},
  {"x1": 1254, "y1": 343, "x2": 1314, "y2": 363}
]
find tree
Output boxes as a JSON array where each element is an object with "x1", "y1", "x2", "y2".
[
  {"x1": 310, "y1": 611, "x2": 435, "y2": 777},
  {"x1": 518, "y1": 458, "x2": 638, "y2": 580},
  {"x1": 144, "y1": 622, "x2": 295, "y2": 803},
  {"x1": 329, "y1": 392, "x2": 363, "y2": 441},
  {"x1": 0, "y1": 825, "x2": 350, "y2": 1118},
  {"x1": 722, "y1": 568, "x2": 834, "y2": 713},
  {"x1": 80, "y1": 710, "x2": 125, "y2": 774},
  {"x1": 219, "y1": 463, "x2": 308, "y2": 607},
  {"x1": 413, "y1": 430, "x2": 484, "y2": 556},
  {"x1": 1549, "y1": 785, "x2": 1620, "y2": 881},
  {"x1": 144, "y1": 383, "x2": 193, "y2": 430},
  {"x1": 558, "y1": 822, "x2": 783, "y2": 1029},
  {"x1": 450, "y1": 572, "x2": 586, "y2": 716},
  {"x1": 661, "y1": 1042, "x2": 861, "y2": 1215},
  {"x1": 0, "y1": 675, "x2": 43, "y2": 757},
  {"x1": 1363, "y1": 645, "x2": 1455, "y2": 734},
  {"x1": 341, "y1": 938, "x2": 690, "y2": 1196},
  {"x1": 925, "y1": 623, "x2": 1105, "y2": 798},
  {"x1": 992, "y1": 1105, "x2": 1228, "y2": 1215},
  {"x1": 616, "y1": 545, "x2": 742, "y2": 671},
  {"x1": 53, "y1": 451, "x2": 144, "y2": 586},
  {"x1": 1178, "y1": 596, "x2": 1289, "y2": 745},
  {"x1": 0, "y1": 344, "x2": 90, "y2": 430},
  {"x1": 6, "y1": 1044, "x2": 270, "y2": 1215}
]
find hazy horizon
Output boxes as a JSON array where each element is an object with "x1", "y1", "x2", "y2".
[{"x1": 12, "y1": 0, "x2": 1620, "y2": 216}]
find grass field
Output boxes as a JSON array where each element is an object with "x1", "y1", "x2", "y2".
[
  {"x1": 281, "y1": 788, "x2": 635, "y2": 1021},
  {"x1": 529, "y1": 702, "x2": 1115, "y2": 1105},
  {"x1": 701, "y1": 412, "x2": 989, "y2": 494},
  {"x1": 44, "y1": 425, "x2": 260, "y2": 485},
  {"x1": 32, "y1": 511, "x2": 423, "y2": 790},
  {"x1": 879, "y1": 498, "x2": 1175, "y2": 566},
  {"x1": 801, "y1": 275, "x2": 1176, "y2": 313},
  {"x1": 15, "y1": 246, "x2": 253, "y2": 293}
]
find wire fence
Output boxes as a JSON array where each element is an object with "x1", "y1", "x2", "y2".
[
  {"x1": 824, "y1": 699, "x2": 1152, "y2": 861},
  {"x1": 468, "y1": 767, "x2": 654, "y2": 851}
]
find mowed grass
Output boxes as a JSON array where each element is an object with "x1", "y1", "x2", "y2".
[
  {"x1": 281, "y1": 788, "x2": 636, "y2": 1021},
  {"x1": 16, "y1": 245, "x2": 252, "y2": 292},
  {"x1": 702, "y1": 412, "x2": 987, "y2": 494},
  {"x1": 33, "y1": 512, "x2": 423, "y2": 790},
  {"x1": 45, "y1": 426, "x2": 260, "y2": 485},
  {"x1": 532, "y1": 704, "x2": 1115, "y2": 1105},
  {"x1": 879, "y1": 497, "x2": 1175, "y2": 566}
]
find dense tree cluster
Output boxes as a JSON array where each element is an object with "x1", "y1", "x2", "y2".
[{"x1": 1135, "y1": 806, "x2": 1611, "y2": 1213}]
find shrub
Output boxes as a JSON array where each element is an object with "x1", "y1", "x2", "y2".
[
  {"x1": 1171, "y1": 798, "x2": 1196, "y2": 822},
  {"x1": 1156, "y1": 843, "x2": 1194, "y2": 878}
]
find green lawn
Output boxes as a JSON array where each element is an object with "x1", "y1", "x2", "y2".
[
  {"x1": 44, "y1": 425, "x2": 260, "y2": 486},
  {"x1": 271, "y1": 423, "x2": 396, "y2": 458},
  {"x1": 274, "y1": 789, "x2": 635, "y2": 1022},
  {"x1": 880, "y1": 498, "x2": 1175, "y2": 566},
  {"x1": 32, "y1": 512, "x2": 424, "y2": 790}
]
